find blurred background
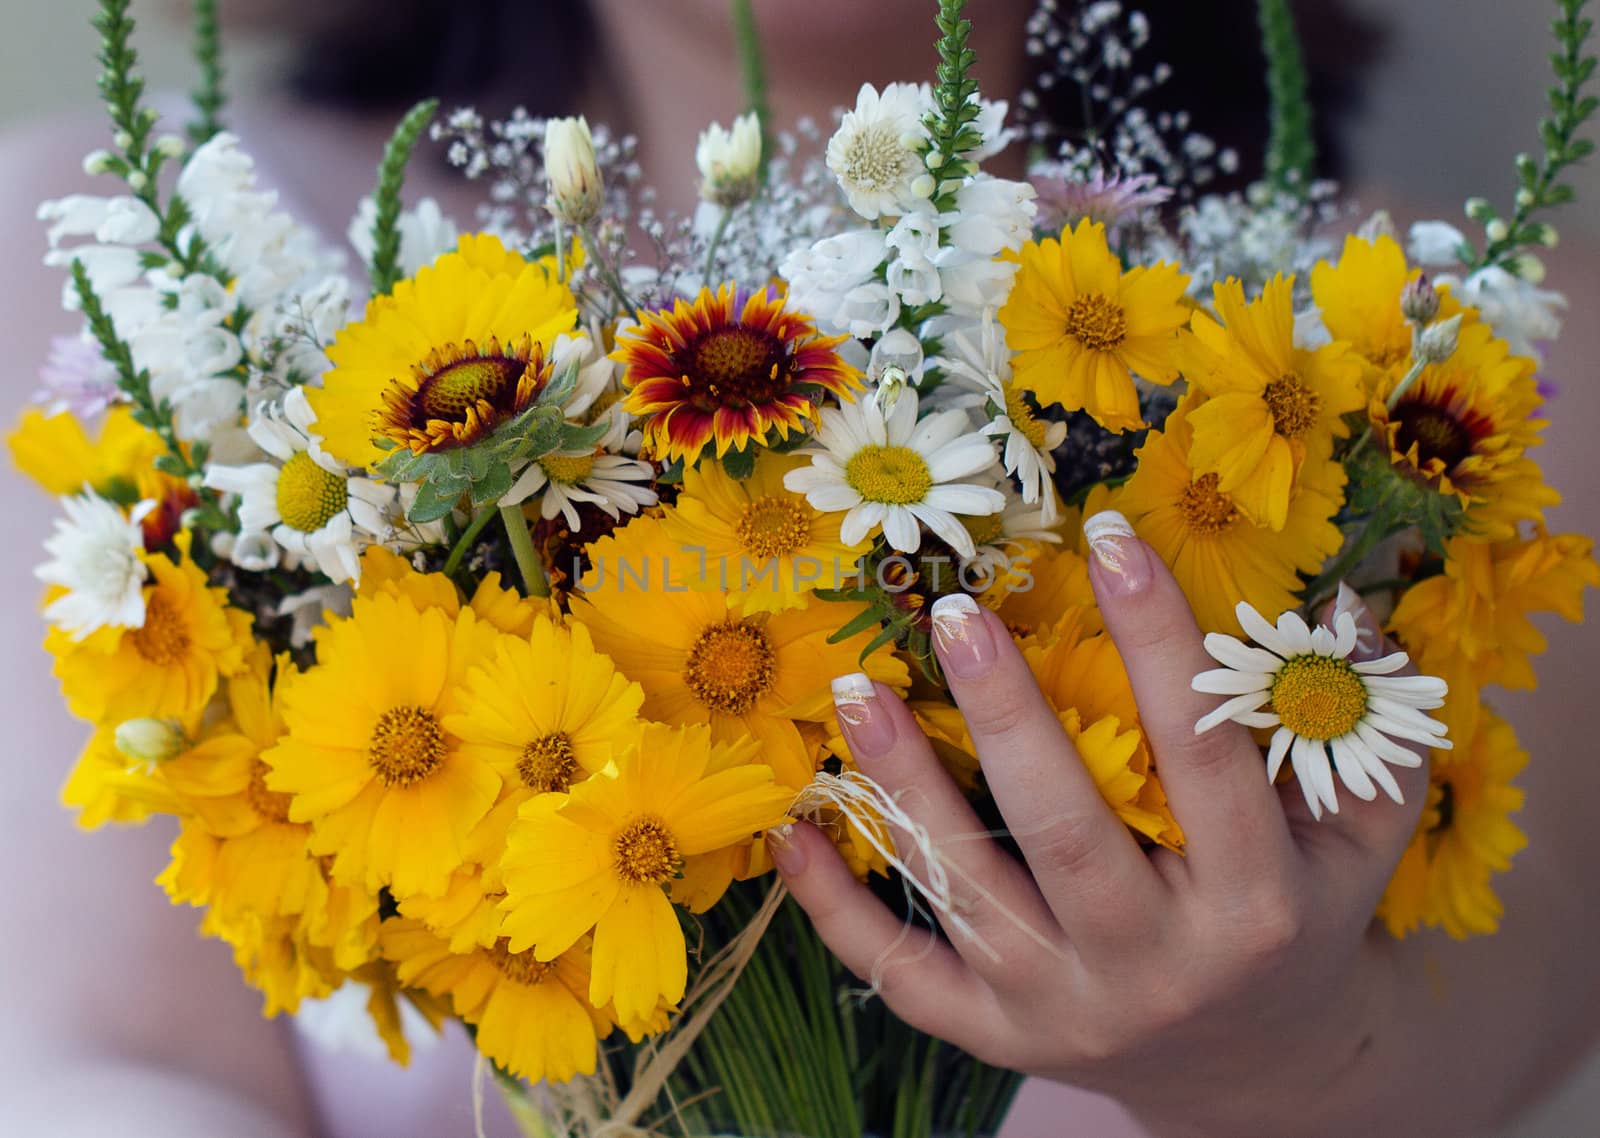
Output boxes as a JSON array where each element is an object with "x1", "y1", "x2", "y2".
[{"x1": 0, "y1": 1, "x2": 1595, "y2": 1135}]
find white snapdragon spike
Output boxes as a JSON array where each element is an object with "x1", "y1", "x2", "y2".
[
  {"x1": 348, "y1": 196, "x2": 459, "y2": 279},
  {"x1": 868, "y1": 328, "x2": 926, "y2": 386},
  {"x1": 1407, "y1": 220, "x2": 1468, "y2": 267},
  {"x1": 932, "y1": 247, "x2": 1020, "y2": 317},
  {"x1": 783, "y1": 389, "x2": 1005, "y2": 559},
  {"x1": 36, "y1": 491, "x2": 152, "y2": 640},
  {"x1": 1445, "y1": 266, "x2": 1567, "y2": 361},
  {"x1": 779, "y1": 228, "x2": 895, "y2": 338},
  {"x1": 885, "y1": 206, "x2": 947, "y2": 306},
  {"x1": 1192, "y1": 601, "x2": 1451, "y2": 821},
  {"x1": 129, "y1": 273, "x2": 245, "y2": 446},
  {"x1": 38, "y1": 194, "x2": 161, "y2": 248},
  {"x1": 826, "y1": 82, "x2": 935, "y2": 220},
  {"x1": 204, "y1": 388, "x2": 394, "y2": 584},
  {"x1": 696, "y1": 112, "x2": 762, "y2": 205},
  {"x1": 500, "y1": 407, "x2": 657, "y2": 529},
  {"x1": 945, "y1": 176, "x2": 1038, "y2": 258}
]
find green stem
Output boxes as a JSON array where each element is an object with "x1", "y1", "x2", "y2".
[
  {"x1": 499, "y1": 504, "x2": 550, "y2": 598},
  {"x1": 729, "y1": 0, "x2": 772, "y2": 183},
  {"x1": 552, "y1": 217, "x2": 568, "y2": 284},
  {"x1": 1304, "y1": 505, "x2": 1398, "y2": 609},
  {"x1": 577, "y1": 223, "x2": 638, "y2": 315},
  {"x1": 702, "y1": 205, "x2": 734, "y2": 283},
  {"x1": 442, "y1": 505, "x2": 497, "y2": 577},
  {"x1": 1384, "y1": 354, "x2": 1428, "y2": 412},
  {"x1": 187, "y1": 0, "x2": 226, "y2": 146},
  {"x1": 1258, "y1": 0, "x2": 1317, "y2": 193}
]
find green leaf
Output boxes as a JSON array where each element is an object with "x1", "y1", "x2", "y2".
[
  {"x1": 557, "y1": 420, "x2": 609, "y2": 452},
  {"x1": 468, "y1": 461, "x2": 514, "y2": 506},
  {"x1": 407, "y1": 480, "x2": 460, "y2": 524},
  {"x1": 720, "y1": 444, "x2": 757, "y2": 480},
  {"x1": 826, "y1": 602, "x2": 889, "y2": 646}
]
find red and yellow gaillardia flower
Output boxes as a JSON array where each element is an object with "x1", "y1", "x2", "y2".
[{"x1": 614, "y1": 283, "x2": 862, "y2": 463}]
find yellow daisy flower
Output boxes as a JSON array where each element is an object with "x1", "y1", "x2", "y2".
[
  {"x1": 382, "y1": 919, "x2": 610, "y2": 1084},
  {"x1": 999, "y1": 218, "x2": 1190, "y2": 432},
  {"x1": 1366, "y1": 319, "x2": 1557, "y2": 539},
  {"x1": 1310, "y1": 233, "x2": 1468, "y2": 375},
  {"x1": 7, "y1": 405, "x2": 163, "y2": 497},
  {"x1": 358, "y1": 544, "x2": 552, "y2": 636},
  {"x1": 308, "y1": 233, "x2": 578, "y2": 469},
  {"x1": 569, "y1": 515, "x2": 910, "y2": 791},
  {"x1": 498, "y1": 723, "x2": 794, "y2": 1024},
  {"x1": 1179, "y1": 276, "x2": 1365, "y2": 530},
  {"x1": 48, "y1": 539, "x2": 254, "y2": 724},
  {"x1": 264, "y1": 589, "x2": 503, "y2": 899},
  {"x1": 1379, "y1": 703, "x2": 1527, "y2": 939},
  {"x1": 1115, "y1": 399, "x2": 1346, "y2": 636},
  {"x1": 60, "y1": 725, "x2": 181, "y2": 829},
  {"x1": 659, "y1": 450, "x2": 870, "y2": 613},
  {"x1": 1390, "y1": 528, "x2": 1599, "y2": 697}
]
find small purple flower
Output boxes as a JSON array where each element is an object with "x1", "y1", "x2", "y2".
[
  {"x1": 36, "y1": 336, "x2": 121, "y2": 419},
  {"x1": 1030, "y1": 165, "x2": 1173, "y2": 232},
  {"x1": 1536, "y1": 375, "x2": 1561, "y2": 403}
]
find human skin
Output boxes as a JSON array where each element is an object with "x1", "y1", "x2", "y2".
[{"x1": 2, "y1": 1, "x2": 1599, "y2": 1135}]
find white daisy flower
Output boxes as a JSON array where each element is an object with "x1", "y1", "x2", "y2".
[
  {"x1": 825, "y1": 82, "x2": 935, "y2": 221},
  {"x1": 36, "y1": 490, "x2": 153, "y2": 640},
  {"x1": 204, "y1": 388, "x2": 394, "y2": 584},
  {"x1": 501, "y1": 408, "x2": 658, "y2": 530},
  {"x1": 963, "y1": 487, "x2": 1064, "y2": 592},
  {"x1": 1192, "y1": 601, "x2": 1451, "y2": 820},
  {"x1": 783, "y1": 389, "x2": 1005, "y2": 559}
]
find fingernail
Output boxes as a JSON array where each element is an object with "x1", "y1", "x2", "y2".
[
  {"x1": 1332, "y1": 580, "x2": 1383, "y2": 660},
  {"x1": 1084, "y1": 510, "x2": 1151, "y2": 596},
  {"x1": 928, "y1": 593, "x2": 995, "y2": 680},
  {"x1": 832, "y1": 673, "x2": 898, "y2": 757},
  {"x1": 766, "y1": 823, "x2": 807, "y2": 875}
]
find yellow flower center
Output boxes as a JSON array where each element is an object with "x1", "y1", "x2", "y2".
[
  {"x1": 377, "y1": 335, "x2": 547, "y2": 455},
  {"x1": 844, "y1": 444, "x2": 933, "y2": 505},
  {"x1": 246, "y1": 757, "x2": 295, "y2": 823},
  {"x1": 275, "y1": 451, "x2": 349, "y2": 533},
  {"x1": 417, "y1": 356, "x2": 526, "y2": 422},
  {"x1": 1269, "y1": 655, "x2": 1369, "y2": 740},
  {"x1": 541, "y1": 453, "x2": 597, "y2": 486},
  {"x1": 1178, "y1": 473, "x2": 1240, "y2": 536},
  {"x1": 612, "y1": 816, "x2": 681, "y2": 886},
  {"x1": 686, "y1": 326, "x2": 787, "y2": 408},
  {"x1": 1004, "y1": 387, "x2": 1050, "y2": 449},
  {"x1": 1263, "y1": 374, "x2": 1321, "y2": 439},
  {"x1": 963, "y1": 514, "x2": 1005, "y2": 547},
  {"x1": 737, "y1": 495, "x2": 812, "y2": 560},
  {"x1": 1062, "y1": 292, "x2": 1128, "y2": 353},
  {"x1": 367, "y1": 705, "x2": 447, "y2": 788},
  {"x1": 683, "y1": 618, "x2": 776, "y2": 715},
  {"x1": 487, "y1": 938, "x2": 554, "y2": 986},
  {"x1": 129, "y1": 592, "x2": 192, "y2": 665},
  {"x1": 517, "y1": 732, "x2": 579, "y2": 793}
]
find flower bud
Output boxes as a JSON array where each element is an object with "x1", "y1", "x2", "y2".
[
  {"x1": 696, "y1": 112, "x2": 762, "y2": 207},
  {"x1": 1399, "y1": 274, "x2": 1441, "y2": 324},
  {"x1": 874, "y1": 365, "x2": 909, "y2": 417},
  {"x1": 1463, "y1": 197, "x2": 1494, "y2": 222},
  {"x1": 154, "y1": 135, "x2": 188, "y2": 159},
  {"x1": 83, "y1": 149, "x2": 115, "y2": 176},
  {"x1": 1534, "y1": 223, "x2": 1560, "y2": 248},
  {"x1": 1511, "y1": 253, "x2": 1547, "y2": 284},
  {"x1": 113, "y1": 130, "x2": 134, "y2": 151},
  {"x1": 114, "y1": 718, "x2": 187, "y2": 765},
  {"x1": 127, "y1": 170, "x2": 149, "y2": 193},
  {"x1": 544, "y1": 116, "x2": 604, "y2": 226},
  {"x1": 1416, "y1": 313, "x2": 1463, "y2": 365},
  {"x1": 1485, "y1": 218, "x2": 1510, "y2": 243}
]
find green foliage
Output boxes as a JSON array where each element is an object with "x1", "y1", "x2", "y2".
[
  {"x1": 1258, "y1": 0, "x2": 1317, "y2": 193},
  {"x1": 924, "y1": 0, "x2": 984, "y2": 209},
  {"x1": 367, "y1": 99, "x2": 440, "y2": 297},
  {"x1": 187, "y1": 0, "x2": 226, "y2": 146},
  {"x1": 728, "y1": 0, "x2": 772, "y2": 184},
  {"x1": 1467, "y1": 0, "x2": 1597, "y2": 270},
  {"x1": 720, "y1": 444, "x2": 758, "y2": 480}
]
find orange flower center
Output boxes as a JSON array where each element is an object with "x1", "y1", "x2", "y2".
[
  {"x1": 487, "y1": 938, "x2": 555, "y2": 985},
  {"x1": 1179, "y1": 473, "x2": 1240, "y2": 536},
  {"x1": 685, "y1": 325, "x2": 788, "y2": 408},
  {"x1": 1263, "y1": 374, "x2": 1321, "y2": 439},
  {"x1": 683, "y1": 618, "x2": 776, "y2": 715},
  {"x1": 517, "y1": 731, "x2": 579, "y2": 793},
  {"x1": 1062, "y1": 292, "x2": 1128, "y2": 353},
  {"x1": 247, "y1": 757, "x2": 295, "y2": 823},
  {"x1": 129, "y1": 591, "x2": 192, "y2": 665},
  {"x1": 368, "y1": 705, "x2": 447, "y2": 787},
  {"x1": 737, "y1": 495, "x2": 812, "y2": 560},
  {"x1": 612, "y1": 816, "x2": 681, "y2": 885}
]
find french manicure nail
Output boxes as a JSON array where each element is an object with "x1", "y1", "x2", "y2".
[
  {"x1": 766, "y1": 823, "x2": 807, "y2": 875},
  {"x1": 832, "y1": 673, "x2": 898, "y2": 757},
  {"x1": 928, "y1": 593, "x2": 995, "y2": 680},
  {"x1": 1084, "y1": 509, "x2": 1152, "y2": 596}
]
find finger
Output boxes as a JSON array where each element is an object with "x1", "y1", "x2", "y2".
[
  {"x1": 926, "y1": 594, "x2": 1167, "y2": 948},
  {"x1": 828, "y1": 673, "x2": 1065, "y2": 973},
  {"x1": 1082, "y1": 510, "x2": 1299, "y2": 892},
  {"x1": 1289, "y1": 583, "x2": 1432, "y2": 910},
  {"x1": 767, "y1": 821, "x2": 1008, "y2": 1047}
]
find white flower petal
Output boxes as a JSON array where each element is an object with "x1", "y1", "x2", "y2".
[
  {"x1": 1202, "y1": 632, "x2": 1283, "y2": 673},
  {"x1": 1191, "y1": 668, "x2": 1273, "y2": 696},
  {"x1": 1236, "y1": 602, "x2": 1292, "y2": 657},
  {"x1": 1193, "y1": 691, "x2": 1271, "y2": 735},
  {"x1": 1265, "y1": 726, "x2": 1294, "y2": 781},
  {"x1": 1329, "y1": 735, "x2": 1377, "y2": 802}
]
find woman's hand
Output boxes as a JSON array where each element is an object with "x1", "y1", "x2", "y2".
[{"x1": 766, "y1": 510, "x2": 1429, "y2": 1138}]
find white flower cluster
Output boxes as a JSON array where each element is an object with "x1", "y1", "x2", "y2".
[{"x1": 1406, "y1": 219, "x2": 1567, "y2": 362}]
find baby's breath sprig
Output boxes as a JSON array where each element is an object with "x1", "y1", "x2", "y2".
[
  {"x1": 368, "y1": 99, "x2": 441, "y2": 297},
  {"x1": 1257, "y1": 0, "x2": 1316, "y2": 194},
  {"x1": 1466, "y1": 0, "x2": 1596, "y2": 273},
  {"x1": 925, "y1": 0, "x2": 984, "y2": 210},
  {"x1": 186, "y1": 0, "x2": 227, "y2": 148}
]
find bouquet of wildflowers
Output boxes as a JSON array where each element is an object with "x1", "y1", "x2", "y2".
[{"x1": 14, "y1": 0, "x2": 1598, "y2": 1133}]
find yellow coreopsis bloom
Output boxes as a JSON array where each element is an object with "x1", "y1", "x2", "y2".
[
  {"x1": 568, "y1": 515, "x2": 909, "y2": 790},
  {"x1": 1379, "y1": 703, "x2": 1527, "y2": 939},
  {"x1": 264, "y1": 589, "x2": 503, "y2": 899},
  {"x1": 1310, "y1": 233, "x2": 1469, "y2": 376},
  {"x1": 498, "y1": 723, "x2": 794, "y2": 1024},
  {"x1": 1390, "y1": 528, "x2": 1599, "y2": 697},
  {"x1": 660, "y1": 450, "x2": 870, "y2": 613},
  {"x1": 48, "y1": 539, "x2": 254, "y2": 724},
  {"x1": 999, "y1": 218, "x2": 1190, "y2": 432},
  {"x1": 1179, "y1": 276, "x2": 1365, "y2": 530},
  {"x1": 1114, "y1": 398, "x2": 1346, "y2": 636},
  {"x1": 60, "y1": 724, "x2": 181, "y2": 829},
  {"x1": 7, "y1": 405, "x2": 163, "y2": 496},
  {"x1": 382, "y1": 919, "x2": 611, "y2": 1083},
  {"x1": 308, "y1": 233, "x2": 579, "y2": 468}
]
